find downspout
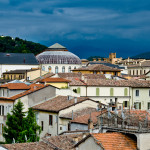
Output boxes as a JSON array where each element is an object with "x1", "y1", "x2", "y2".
[
  {"x1": 86, "y1": 85, "x2": 87, "y2": 97},
  {"x1": 57, "y1": 114, "x2": 59, "y2": 135}
]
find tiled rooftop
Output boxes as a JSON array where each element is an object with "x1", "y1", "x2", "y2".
[
  {"x1": 2, "y1": 133, "x2": 89, "y2": 150},
  {"x1": 60, "y1": 107, "x2": 97, "y2": 119},
  {"x1": 73, "y1": 64, "x2": 121, "y2": 72},
  {"x1": 92, "y1": 132, "x2": 137, "y2": 150},
  {"x1": 32, "y1": 96, "x2": 95, "y2": 112},
  {"x1": 40, "y1": 77, "x2": 70, "y2": 83},
  {"x1": 69, "y1": 78, "x2": 150, "y2": 87},
  {"x1": 0, "y1": 84, "x2": 49, "y2": 101},
  {"x1": 0, "y1": 83, "x2": 30, "y2": 90}
]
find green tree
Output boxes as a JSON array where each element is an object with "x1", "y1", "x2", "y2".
[{"x1": 3, "y1": 100, "x2": 41, "y2": 143}]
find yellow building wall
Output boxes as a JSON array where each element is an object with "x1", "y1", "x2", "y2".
[
  {"x1": 45, "y1": 82, "x2": 68, "y2": 88},
  {"x1": 3, "y1": 74, "x2": 24, "y2": 80},
  {"x1": 27, "y1": 69, "x2": 48, "y2": 81}
]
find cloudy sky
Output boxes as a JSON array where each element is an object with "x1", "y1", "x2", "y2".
[{"x1": 0, "y1": 0, "x2": 150, "y2": 58}]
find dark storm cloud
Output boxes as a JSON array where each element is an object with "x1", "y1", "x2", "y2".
[{"x1": 0, "y1": 0, "x2": 150, "y2": 58}]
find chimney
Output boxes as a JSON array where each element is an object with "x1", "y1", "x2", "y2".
[
  {"x1": 74, "y1": 97, "x2": 77, "y2": 103},
  {"x1": 67, "y1": 95, "x2": 73, "y2": 100},
  {"x1": 88, "y1": 113, "x2": 94, "y2": 130}
]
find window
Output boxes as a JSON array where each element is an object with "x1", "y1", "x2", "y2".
[
  {"x1": 2, "y1": 89, "x2": 4, "y2": 97},
  {"x1": 49, "y1": 115, "x2": 53, "y2": 126},
  {"x1": 74, "y1": 67, "x2": 76, "y2": 69},
  {"x1": 77, "y1": 87, "x2": 80, "y2": 94},
  {"x1": 140, "y1": 70, "x2": 142, "y2": 75},
  {"x1": 133, "y1": 70, "x2": 134, "y2": 75},
  {"x1": 148, "y1": 102, "x2": 150, "y2": 110},
  {"x1": 96, "y1": 88, "x2": 99, "y2": 96},
  {"x1": 134, "y1": 102, "x2": 141, "y2": 109},
  {"x1": 136, "y1": 70, "x2": 138, "y2": 75},
  {"x1": 55, "y1": 66, "x2": 58, "y2": 74},
  {"x1": 0, "y1": 105, "x2": 4, "y2": 116},
  {"x1": 35, "y1": 113, "x2": 39, "y2": 124},
  {"x1": 123, "y1": 101, "x2": 128, "y2": 107},
  {"x1": 124, "y1": 88, "x2": 128, "y2": 96},
  {"x1": 7, "y1": 89, "x2": 9, "y2": 97},
  {"x1": 149, "y1": 90, "x2": 150, "y2": 97},
  {"x1": 0, "y1": 124, "x2": 4, "y2": 134},
  {"x1": 110, "y1": 88, "x2": 114, "y2": 96},
  {"x1": 144, "y1": 70, "x2": 146, "y2": 74},
  {"x1": 62, "y1": 66, "x2": 65, "y2": 73},
  {"x1": 68, "y1": 66, "x2": 71, "y2": 73},
  {"x1": 135, "y1": 90, "x2": 139, "y2": 96},
  {"x1": 42, "y1": 66, "x2": 45, "y2": 71},
  {"x1": 41, "y1": 121, "x2": 44, "y2": 131},
  {"x1": 48, "y1": 66, "x2": 51, "y2": 72}
]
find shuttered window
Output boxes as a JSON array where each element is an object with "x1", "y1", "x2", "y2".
[
  {"x1": 110, "y1": 88, "x2": 114, "y2": 96},
  {"x1": 124, "y1": 88, "x2": 128, "y2": 96},
  {"x1": 96, "y1": 88, "x2": 99, "y2": 96},
  {"x1": 77, "y1": 87, "x2": 81, "y2": 94},
  {"x1": 49, "y1": 115, "x2": 53, "y2": 126}
]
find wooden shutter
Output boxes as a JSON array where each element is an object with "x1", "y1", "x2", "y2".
[
  {"x1": 139, "y1": 102, "x2": 141, "y2": 109},
  {"x1": 124, "y1": 88, "x2": 128, "y2": 96},
  {"x1": 77, "y1": 87, "x2": 80, "y2": 94},
  {"x1": 110, "y1": 88, "x2": 114, "y2": 96},
  {"x1": 96, "y1": 88, "x2": 99, "y2": 96}
]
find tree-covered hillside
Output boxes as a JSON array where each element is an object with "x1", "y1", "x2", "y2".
[
  {"x1": 0, "y1": 36, "x2": 47, "y2": 55},
  {"x1": 131, "y1": 51, "x2": 150, "y2": 59}
]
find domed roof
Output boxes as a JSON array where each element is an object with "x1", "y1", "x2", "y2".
[{"x1": 36, "y1": 43, "x2": 81, "y2": 64}]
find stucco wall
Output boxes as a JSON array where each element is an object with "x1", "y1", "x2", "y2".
[
  {"x1": 136, "y1": 133, "x2": 150, "y2": 150},
  {"x1": 76, "y1": 137, "x2": 101, "y2": 150},
  {"x1": 71, "y1": 123, "x2": 88, "y2": 131}
]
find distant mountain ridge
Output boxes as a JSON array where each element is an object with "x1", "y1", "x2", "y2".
[
  {"x1": 0, "y1": 36, "x2": 47, "y2": 55},
  {"x1": 131, "y1": 51, "x2": 150, "y2": 59}
]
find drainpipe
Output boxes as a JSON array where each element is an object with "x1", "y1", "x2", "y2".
[
  {"x1": 86, "y1": 85, "x2": 87, "y2": 97},
  {"x1": 57, "y1": 114, "x2": 59, "y2": 135}
]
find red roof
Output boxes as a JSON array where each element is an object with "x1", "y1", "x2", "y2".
[
  {"x1": 0, "y1": 83, "x2": 30, "y2": 90},
  {"x1": 40, "y1": 77, "x2": 70, "y2": 83},
  {"x1": 92, "y1": 133, "x2": 137, "y2": 150}
]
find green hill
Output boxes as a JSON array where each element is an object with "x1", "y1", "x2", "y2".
[
  {"x1": 0, "y1": 36, "x2": 47, "y2": 55},
  {"x1": 131, "y1": 52, "x2": 150, "y2": 59}
]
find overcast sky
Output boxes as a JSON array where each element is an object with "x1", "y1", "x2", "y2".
[{"x1": 0, "y1": 0, "x2": 150, "y2": 58}]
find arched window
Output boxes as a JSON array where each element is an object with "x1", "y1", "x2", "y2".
[
  {"x1": 62, "y1": 66, "x2": 65, "y2": 73},
  {"x1": 124, "y1": 88, "x2": 128, "y2": 96},
  {"x1": 42, "y1": 66, "x2": 45, "y2": 71},
  {"x1": 55, "y1": 66, "x2": 58, "y2": 74},
  {"x1": 74, "y1": 66, "x2": 76, "y2": 69},
  {"x1": 96, "y1": 88, "x2": 99, "y2": 96},
  {"x1": 68, "y1": 66, "x2": 71, "y2": 73},
  {"x1": 48, "y1": 66, "x2": 51, "y2": 72},
  {"x1": 110, "y1": 88, "x2": 114, "y2": 96}
]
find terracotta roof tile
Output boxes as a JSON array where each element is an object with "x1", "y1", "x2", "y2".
[
  {"x1": 73, "y1": 64, "x2": 121, "y2": 72},
  {"x1": 70, "y1": 78, "x2": 150, "y2": 87},
  {"x1": 40, "y1": 77, "x2": 70, "y2": 83},
  {"x1": 0, "y1": 83, "x2": 30, "y2": 90},
  {"x1": 92, "y1": 133, "x2": 137, "y2": 150},
  {"x1": 2, "y1": 141, "x2": 55, "y2": 150},
  {"x1": 71, "y1": 110, "x2": 107, "y2": 125},
  {"x1": 60, "y1": 107, "x2": 97, "y2": 119},
  {"x1": 32, "y1": 96, "x2": 93, "y2": 112},
  {"x1": 58, "y1": 73, "x2": 82, "y2": 79}
]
